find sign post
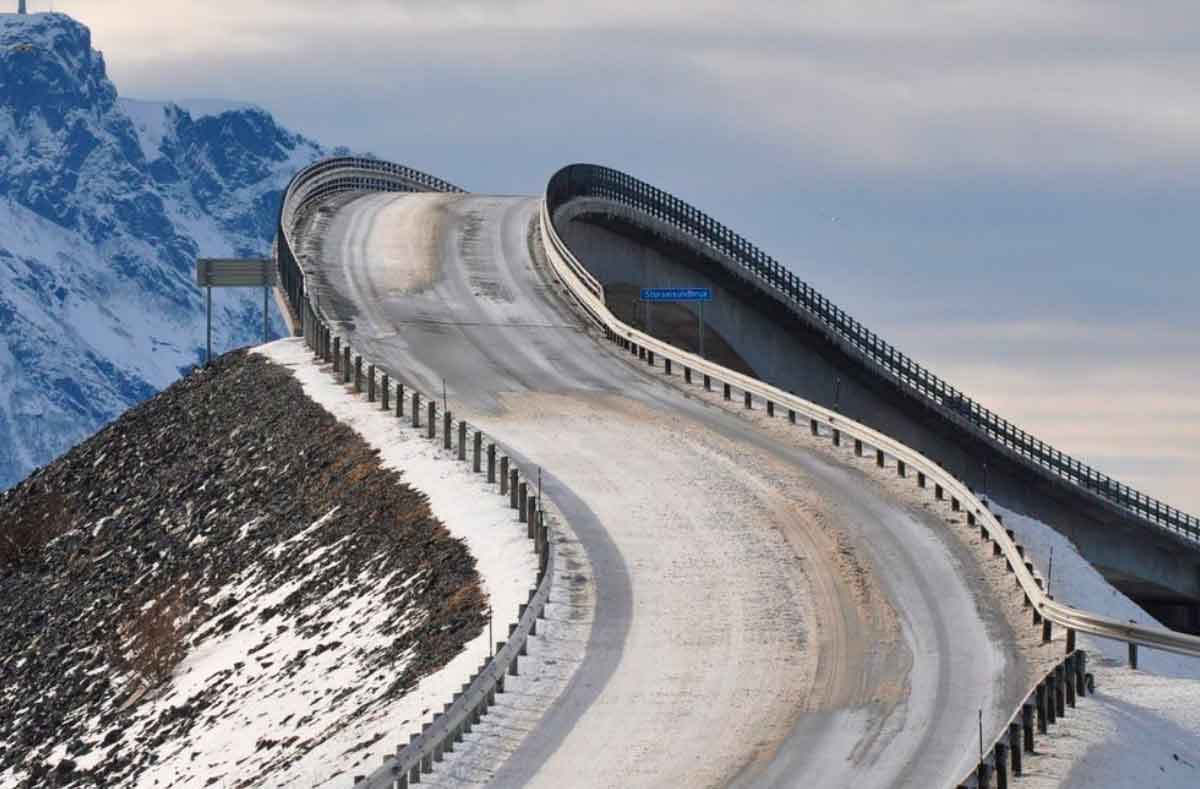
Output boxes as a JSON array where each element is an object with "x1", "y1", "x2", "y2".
[
  {"x1": 195, "y1": 258, "x2": 276, "y2": 365},
  {"x1": 638, "y1": 287, "x2": 713, "y2": 359}
]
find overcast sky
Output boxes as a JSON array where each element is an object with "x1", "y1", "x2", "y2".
[{"x1": 49, "y1": 0, "x2": 1200, "y2": 513}]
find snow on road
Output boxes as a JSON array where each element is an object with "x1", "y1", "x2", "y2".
[
  {"x1": 994, "y1": 505, "x2": 1200, "y2": 788},
  {"x1": 303, "y1": 191, "x2": 1031, "y2": 787}
]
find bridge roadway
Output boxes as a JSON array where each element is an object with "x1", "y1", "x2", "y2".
[{"x1": 307, "y1": 191, "x2": 1025, "y2": 788}]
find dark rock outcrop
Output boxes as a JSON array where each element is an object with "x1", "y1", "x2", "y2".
[{"x1": 0, "y1": 351, "x2": 486, "y2": 787}]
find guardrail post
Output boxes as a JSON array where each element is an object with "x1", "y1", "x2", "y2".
[
  {"x1": 724, "y1": 383, "x2": 732, "y2": 401},
  {"x1": 767, "y1": 401, "x2": 774, "y2": 416},
  {"x1": 527, "y1": 495, "x2": 537, "y2": 538},
  {"x1": 664, "y1": 358, "x2": 672, "y2": 375},
  {"x1": 704, "y1": 374, "x2": 712, "y2": 391},
  {"x1": 789, "y1": 409, "x2": 796, "y2": 424},
  {"x1": 455, "y1": 419, "x2": 464, "y2": 457},
  {"x1": 935, "y1": 483, "x2": 944, "y2": 500},
  {"x1": 381, "y1": 374, "x2": 389, "y2": 410},
  {"x1": 995, "y1": 742, "x2": 1008, "y2": 789},
  {"x1": 1047, "y1": 676, "x2": 1058, "y2": 724},
  {"x1": 428, "y1": 403, "x2": 436, "y2": 440},
  {"x1": 354, "y1": 355, "x2": 363, "y2": 393},
  {"x1": 1075, "y1": 651, "x2": 1087, "y2": 697},
  {"x1": 500, "y1": 456, "x2": 509, "y2": 494},
  {"x1": 854, "y1": 438, "x2": 863, "y2": 456},
  {"x1": 1036, "y1": 682, "x2": 1048, "y2": 731},
  {"x1": 1009, "y1": 721, "x2": 1022, "y2": 775},
  {"x1": 744, "y1": 392, "x2": 752, "y2": 410},
  {"x1": 917, "y1": 471, "x2": 926, "y2": 488},
  {"x1": 833, "y1": 429, "x2": 841, "y2": 447},
  {"x1": 487, "y1": 443, "x2": 496, "y2": 482},
  {"x1": 1129, "y1": 641, "x2": 1138, "y2": 670},
  {"x1": 1066, "y1": 628, "x2": 1076, "y2": 655},
  {"x1": 518, "y1": 483, "x2": 528, "y2": 522},
  {"x1": 367, "y1": 364, "x2": 375, "y2": 401},
  {"x1": 897, "y1": 460, "x2": 906, "y2": 478},
  {"x1": 510, "y1": 471, "x2": 519, "y2": 509},
  {"x1": 647, "y1": 350, "x2": 655, "y2": 365},
  {"x1": 343, "y1": 347, "x2": 352, "y2": 384},
  {"x1": 333, "y1": 337, "x2": 341, "y2": 373},
  {"x1": 1055, "y1": 666, "x2": 1066, "y2": 717},
  {"x1": 876, "y1": 449, "x2": 885, "y2": 468},
  {"x1": 473, "y1": 431, "x2": 482, "y2": 472},
  {"x1": 1065, "y1": 656, "x2": 1076, "y2": 707},
  {"x1": 810, "y1": 418, "x2": 819, "y2": 436},
  {"x1": 1042, "y1": 617, "x2": 1052, "y2": 643},
  {"x1": 977, "y1": 760, "x2": 991, "y2": 789},
  {"x1": 1022, "y1": 702, "x2": 1035, "y2": 752},
  {"x1": 684, "y1": 366, "x2": 692, "y2": 383}
]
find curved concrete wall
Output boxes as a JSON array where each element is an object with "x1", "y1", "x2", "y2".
[{"x1": 556, "y1": 204, "x2": 1200, "y2": 630}]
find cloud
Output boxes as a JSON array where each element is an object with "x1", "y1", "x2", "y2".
[
  {"x1": 43, "y1": 0, "x2": 1200, "y2": 514},
  {"x1": 54, "y1": 0, "x2": 1200, "y2": 180}
]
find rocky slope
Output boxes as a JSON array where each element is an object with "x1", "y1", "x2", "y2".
[
  {"x1": 0, "y1": 11, "x2": 334, "y2": 491},
  {"x1": 0, "y1": 350, "x2": 487, "y2": 788}
]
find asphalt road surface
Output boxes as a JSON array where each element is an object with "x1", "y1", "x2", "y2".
[{"x1": 304, "y1": 191, "x2": 1024, "y2": 788}]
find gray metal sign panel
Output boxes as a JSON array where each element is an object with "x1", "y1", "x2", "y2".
[{"x1": 196, "y1": 258, "x2": 275, "y2": 287}]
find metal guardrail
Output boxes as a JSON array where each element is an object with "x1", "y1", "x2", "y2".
[
  {"x1": 540, "y1": 193, "x2": 1200, "y2": 658},
  {"x1": 275, "y1": 158, "x2": 557, "y2": 788},
  {"x1": 540, "y1": 192, "x2": 1200, "y2": 788},
  {"x1": 545, "y1": 164, "x2": 1200, "y2": 546}
]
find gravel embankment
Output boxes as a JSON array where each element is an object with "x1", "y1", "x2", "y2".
[{"x1": 0, "y1": 350, "x2": 486, "y2": 788}]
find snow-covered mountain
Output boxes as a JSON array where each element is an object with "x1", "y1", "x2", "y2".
[{"x1": 0, "y1": 11, "x2": 331, "y2": 491}]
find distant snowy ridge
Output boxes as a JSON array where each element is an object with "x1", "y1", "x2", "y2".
[{"x1": 0, "y1": 11, "x2": 338, "y2": 490}]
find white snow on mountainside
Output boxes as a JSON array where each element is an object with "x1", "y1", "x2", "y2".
[{"x1": 0, "y1": 11, "x2": 336, "y2": 490}]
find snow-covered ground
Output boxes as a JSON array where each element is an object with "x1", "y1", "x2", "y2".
[
  {"x1": 996, "y1": 505, "x2": 1200, "y2": 788},
  {"x1": 248, "y1": 338, "x2": 538, "y2": 787}
]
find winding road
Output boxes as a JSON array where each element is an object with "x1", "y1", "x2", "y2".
[{"x1": 303, "y1": 191, "x2": 1025, "y2": 787}]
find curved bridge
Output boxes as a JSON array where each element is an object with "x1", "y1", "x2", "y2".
[{"x1": 275, "y1": 157, "x2": 1200, "y2": 787}]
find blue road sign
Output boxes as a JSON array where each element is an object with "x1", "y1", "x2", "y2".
[{"x1": 640, "y1": 287, "x2": 712, "y2": 302}]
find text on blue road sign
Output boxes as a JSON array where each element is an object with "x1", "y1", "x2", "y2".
[{"x1": 640, "y1": 288, "x2": 712, "y2": 302}]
